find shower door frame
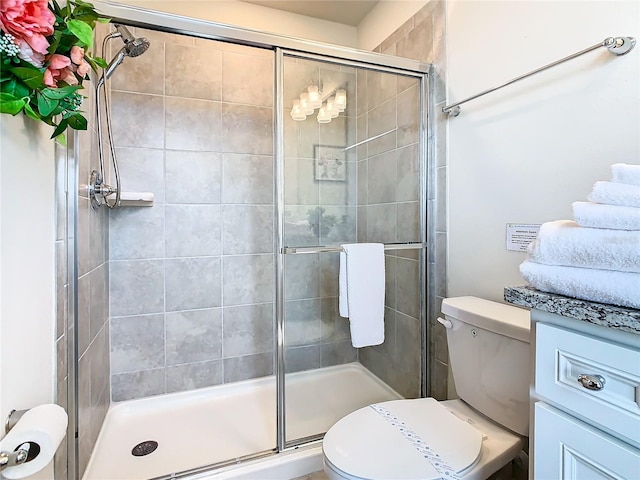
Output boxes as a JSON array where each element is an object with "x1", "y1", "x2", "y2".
[
  {"x1": 275, "y1": 48, "x2": 430, "y2": 450},
  {"x1": 68, "y1": 3, "x2": 433, "y2": 478}
]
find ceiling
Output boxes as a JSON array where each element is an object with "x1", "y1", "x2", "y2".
[{"x1": 239, "y1": 0, "x2": 379, "y2": 26}]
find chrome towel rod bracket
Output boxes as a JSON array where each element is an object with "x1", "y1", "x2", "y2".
[{"x1": 442, "y1": 36, "x2": 636, "y2": 117}]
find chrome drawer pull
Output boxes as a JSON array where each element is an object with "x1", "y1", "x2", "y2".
[{"x1": 577, "y1": 374, "x2": 606, "y2": 391}]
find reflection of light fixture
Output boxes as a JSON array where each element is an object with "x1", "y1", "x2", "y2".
[
  {"x1": 317, "y1": 105, "x2": 331, "y2": 123},
  {"x1": 299, "y1": 93, "x2": 314, "y2": 115},
  {"x1": 326, "y1": 96, "x2": 339, "y2": 118},
  {"x1": 335, "y1": 89, "x2": 346, "y2": 112},
  {"x1": 291, "y1": 99, "x2": 306, "y2": 121},
  {"x1": 308, "y1": 85, "x2": 322, "y2": 108},
  {"x1": 289, "y1": 84, "x2": 347, "y2": 123}
]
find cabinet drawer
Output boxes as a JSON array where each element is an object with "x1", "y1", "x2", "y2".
[
  {"x1": 536, "y1": 323, "x2": 640, "y2": 449},
  {"x1": 534, "y1": 402, "x2": 640, "y2": 480}
]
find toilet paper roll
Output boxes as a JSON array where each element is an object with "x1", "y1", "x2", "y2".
[{"x1": 0, "y1": 404, "x2": 68, "y2": 479}]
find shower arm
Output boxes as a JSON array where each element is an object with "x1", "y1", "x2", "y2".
[{"x1": 442, "y1": 36, "x2": 636, "y2": 117}]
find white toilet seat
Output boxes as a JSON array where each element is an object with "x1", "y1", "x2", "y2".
[{"x1": 323, "y1": 398, "x2": 483, "y2": 480}]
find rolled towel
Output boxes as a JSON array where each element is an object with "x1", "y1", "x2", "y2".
[
  {"x1": 612, "y1": 163, "x2": 640, "y2": 186},
  {"x1": 520, "y1": 260, "x2": 640, "y2": 309},
  {"x1": 573, "y1": 201, "x2": 640, "y2": 231},
  {"x1": 528, "y1": 220, "x2": 640, "y2": 273},
  {"x1": 588, "y1": 181, "x2": 640, "y2": 208}
]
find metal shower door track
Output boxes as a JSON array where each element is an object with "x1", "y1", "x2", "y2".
[{"x1": 93, "y1": 1, "x2": 430, "y2": 74}]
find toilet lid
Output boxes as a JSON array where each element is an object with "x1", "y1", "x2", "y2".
[{"x1": 323, "y1": 398, "x2": 483, "y2": 480}]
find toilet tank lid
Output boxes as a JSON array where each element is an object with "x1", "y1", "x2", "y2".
[{"x1": 442, "y1": 296, "x2": 530, "y2": 342}]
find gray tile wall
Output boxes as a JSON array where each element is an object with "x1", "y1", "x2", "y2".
[
  {"x1": 54, "y1": 138, "x2": 68, "y2": 480},
  {"x1": 370, "y1": 0, "x2": 449, "y2": 400},
  {"x1": 55, "y1": 21, "x2": 112, "y2": 479},
  {"x1": 108, "y1": 30, "x2": 277, "y2": 402},
  {"x1": 355, "y1": 67, "x2": 422, "y2": 399},
  {"x1": 282, "y1": 57, "x2": 359, "y2": 372},
  {"x1": 108, "y1": 30, "x2": 355, "y2": 401}
]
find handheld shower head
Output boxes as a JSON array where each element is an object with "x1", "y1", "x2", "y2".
[
  {"x1": 103, "y1": 25, "x2": 150, "y2": 79},
  {"x1": 124, "y1": 36, "x2": 150, "y2": 57},
  {"x1": 104, "y1": 48, "x2": 126, "y2": 79}
]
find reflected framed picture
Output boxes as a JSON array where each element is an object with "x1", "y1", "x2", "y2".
[{"x1": 314, "y1": 145, "x2": 346, "y2": 182}]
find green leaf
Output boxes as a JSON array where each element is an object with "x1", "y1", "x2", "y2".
[
  {"x1": 37, "y1": 91, "x2": 59, "y2": 117},
  {"x1": 55, "y1": 133, "x2": 67, "y2": 146},
  {"x1": 41, "y1": 85, "x2": 82, "y2": 100},
  {"x1": 0, "y1": 79, "x2": 17, "y2": 94},
  {"x1": 23, "y1": 102, "x2": 41, "y2": 121},
  {"x1": 50, "y1": 0, "x2": 62, "y2": 16},
  {"x1": 85, "y1": 55, "x2": 107, "y2": 72},
  {"x1": 66, "y1": 113, "x2": 88, "y2": 130},
  {"x1": 13, "y1": 81, "x2": 30, "y2": 99},
  {"x1": 9, "y1": 67, "x2": 45, "y2": 89},
  {"x1": 67, "y1": 19, "x2": 94, "y2": 47},
  {"x1": 0, "y1": 93, "x2": 26, "y2": 115},
  {"x1": 67, "y1": 113, "x2": 87, "y2": 130},
  {"x1": 48, "y1": 33, "x2": 62, "y2": 55},
  {"x1": 96, "y1": 17, "x2": 111, "y2": 24},
  {"x1": 93, "y1": 57, "x2": 108, "y2": 69},
  {"x1": 51, "y1": 119, "x2": 69, "y2": 139}
]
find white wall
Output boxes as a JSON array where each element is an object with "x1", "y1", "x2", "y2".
[
  {"x1": 0, "y1": 115, "x2": 56, "y2": 471},
  {"x1": 446, "y1": 0, "x2": 640, "y2": 301},
  {"x1": 112, "y1": 0, "x2": 358, "y2": 47},
  {"x1": 357, "y1": 0, "x2": 429, "y2": 50}
]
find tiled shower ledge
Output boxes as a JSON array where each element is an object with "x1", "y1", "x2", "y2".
[{"x1": 504, "y1": 285, "x2": 640, "y2": 336}]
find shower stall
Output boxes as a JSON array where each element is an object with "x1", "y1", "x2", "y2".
[{"x1": 59, "y1": 4, "x2": 431, "y2": 479}]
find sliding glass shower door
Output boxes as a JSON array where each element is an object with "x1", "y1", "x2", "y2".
[{"x1": 279, "y1": 53, "x2": 426, "y2": 446}]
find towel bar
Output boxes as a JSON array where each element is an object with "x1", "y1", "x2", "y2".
[
  {"x1": 281, "y1": 242, "x2": 425, "y2": 255},
  {"x1": 443, "y1": 36, "x2": 636, "y2": 117}
]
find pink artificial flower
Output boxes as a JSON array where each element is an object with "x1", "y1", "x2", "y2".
[
  {"x1": 70, "y1": 45, "x2": 83, "y2": 64},
  {"x1": 70, "y1": 45, "x2": 90, "y2": 77},
  {"x1": 60, "y1": 67, "x2": 78, "y2": 85},
  {"x1": 15, "y1": 37, "x2": 44, "y2": 67},
  {"x1": 48, "y1": 53, "x2": 70, "y2": 70},
  {"x1": 76, "y1": 60, "x2": 89, "y2": 77},
  {"x1": 44, "y1": 53, "x2": 76, "y2": 87},
  {"x1": 0, "y1": 0, "x2": 55, "y2": 66}
]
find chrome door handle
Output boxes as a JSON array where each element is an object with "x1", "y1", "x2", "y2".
[{"x1": 577, "y1": 374, "x2": 606, "y2": 391}]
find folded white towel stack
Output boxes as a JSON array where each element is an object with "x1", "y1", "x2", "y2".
[
  {"x1": 572, "y1": 201, "x2": 640, "y2": 231},
  {"x1": 588, "y1": 181, "x2": 640, "y2": 208},
  {"x1": 339, "y1": 243, "x2": 385, "y2": 348},
  {"x1": 521, "y1": 163, "x2": 640, "y2": 309},
  {"x1": 528, "y1": 220, "x2": 640, "y2": 273},
  {"x1": 612, "y1": 163, "x2": 640, "y2": 186},
  {"x1": 520, "y1": 261, "x2": 640, "y2": 309}
]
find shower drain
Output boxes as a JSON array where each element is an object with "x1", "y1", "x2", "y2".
[{"x1": 131, "y1": 440, "x2": 158, "y2": 457}]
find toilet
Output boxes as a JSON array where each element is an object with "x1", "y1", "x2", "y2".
[{"x1": 323, "y1": 296, "x2": 530, "y2": 480}]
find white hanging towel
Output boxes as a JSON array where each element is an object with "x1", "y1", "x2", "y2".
[{"x1": 339, "y1": 243, "x2": 385, "y2": 348}]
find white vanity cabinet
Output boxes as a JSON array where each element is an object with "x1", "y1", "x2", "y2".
[{"x1": 531, "y1": 311, "x2": 640, "y2": 480}]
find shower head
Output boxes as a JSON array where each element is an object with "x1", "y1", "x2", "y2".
[
  {"x1": 115, "y1": 24, "x2": 135, "y2": 44},
  {"x1": 124, "y1": 37, "x2": 150, "y2": 57},
  {"x1": 104, "y1": 25, "x2": 150, "y2": 79}
]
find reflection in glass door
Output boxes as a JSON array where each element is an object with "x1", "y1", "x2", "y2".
[{"x1": 279, "y1": 53, "x2": 425, "y2": 445}]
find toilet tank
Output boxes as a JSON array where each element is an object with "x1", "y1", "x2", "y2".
[{"x1": 441, "y1": 296, "x2": 530, "y2": 436}]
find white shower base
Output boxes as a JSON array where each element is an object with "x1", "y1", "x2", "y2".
[{"x1": 83, "y1": 362, "x2": 401, "y2": 480}]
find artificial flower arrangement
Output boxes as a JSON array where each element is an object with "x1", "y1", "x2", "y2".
[{"x1": 0, "y1": 0, "x2": 108, "y2": 139}]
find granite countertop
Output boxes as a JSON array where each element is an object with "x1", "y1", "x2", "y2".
[{"x1": 505, "y1": 285, "x2": 640, "y2": 336}]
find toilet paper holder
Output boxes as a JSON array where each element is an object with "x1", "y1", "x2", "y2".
[{"x1": 1, "y1": 410, "x2": 32, "y2": 472}]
